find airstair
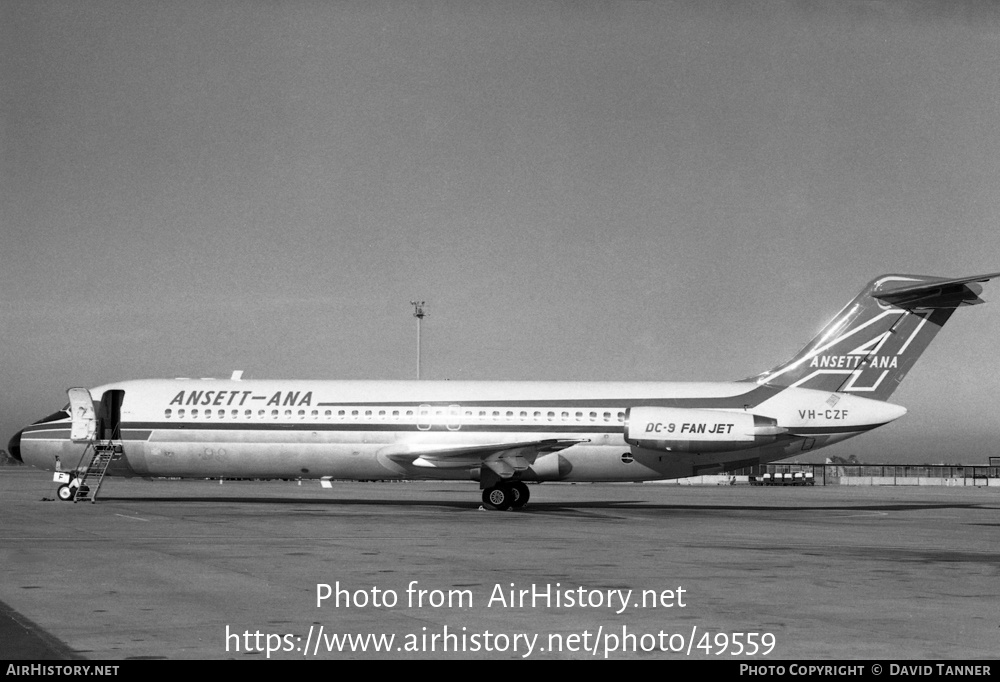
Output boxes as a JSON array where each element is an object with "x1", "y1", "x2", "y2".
[{"x1": 72, "y1": 440, "x2": 122, "y2": 503}]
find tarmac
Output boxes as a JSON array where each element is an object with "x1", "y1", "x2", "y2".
[{"x1": 0, "y1": 469, "x2": 997, "y2": 660}]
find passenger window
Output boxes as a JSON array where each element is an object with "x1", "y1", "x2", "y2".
[{"x1": 178, "y1": 409, "x2": 186, "y2": 418}]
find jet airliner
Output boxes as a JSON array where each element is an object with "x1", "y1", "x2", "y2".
[{"x1": 8, "y1": 272, "x2": 998, "y2": 509}]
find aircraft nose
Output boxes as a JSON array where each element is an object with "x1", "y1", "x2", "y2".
[{"x1": 7, "y1": 430, "x2": 23, "y2": 463}]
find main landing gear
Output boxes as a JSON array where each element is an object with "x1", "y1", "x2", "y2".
[{"x1": 481, "y1": 481, "x2": 530, "y2": 511}]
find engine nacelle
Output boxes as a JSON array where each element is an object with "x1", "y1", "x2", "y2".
[{"x1": 624, "y1": 406, "x2": 785, "y2": 453}]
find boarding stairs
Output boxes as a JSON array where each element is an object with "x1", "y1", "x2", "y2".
[{"x1": 72, "y1": 439, "x2": 122, "y2": 503}]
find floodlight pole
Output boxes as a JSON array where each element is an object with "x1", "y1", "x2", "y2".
[{"x1": 410, "y1": 301, "x2": 428, "y2": 380}]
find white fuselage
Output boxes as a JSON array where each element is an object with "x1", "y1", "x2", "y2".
[{"x1": 15, "y1": 378, "x2": 906, "y2": 483}]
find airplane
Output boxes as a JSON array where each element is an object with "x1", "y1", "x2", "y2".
[{"x1": 7, "y1": 272, "x2": 998, "y2": 510}]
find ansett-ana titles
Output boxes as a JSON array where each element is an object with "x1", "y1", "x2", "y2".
[{"x1": 168, "y1": 390, "x2": 313, "y2": 407}]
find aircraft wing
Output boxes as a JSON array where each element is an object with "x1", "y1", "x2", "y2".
[{"x1": 382, "y1": 438, "x2": 588, "y2": 478}]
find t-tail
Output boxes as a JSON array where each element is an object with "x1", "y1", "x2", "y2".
[{"x1": 751, "y1": 272, "x2": 1000, "y2": 401}]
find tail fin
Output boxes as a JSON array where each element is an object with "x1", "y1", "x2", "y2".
[{"x1": 751, "y1": 272, "x2": 999, "y2": 401}]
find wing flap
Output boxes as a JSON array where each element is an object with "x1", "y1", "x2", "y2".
[{"x1": 384, "y1": 438, "x2": 587, "y2": 472}]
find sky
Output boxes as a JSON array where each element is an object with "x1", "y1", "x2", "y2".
[{"x1": 3, "y1": 1, "x2": 999, "y2": 464}]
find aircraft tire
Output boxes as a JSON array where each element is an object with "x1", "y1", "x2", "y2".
[
  {"x1": 57, "y1": 484, "x2": 74, "y2": 502},
  {"x1": 482, "y1": 486, "x2": 513, "y2": 511},
  {"x1": 510, "y1": 482, "x2": 530, "y2": 509}
]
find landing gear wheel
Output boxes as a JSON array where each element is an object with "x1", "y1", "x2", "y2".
[
  {"x1": 510, "y1": 482, "x2": 530, "y2": 509},
  {"x1": 482, "y1": 485, "x2": 513, "y2": 511},
  {"x1": 57, "y1": 484, "x2": 74, "y2": 502}
]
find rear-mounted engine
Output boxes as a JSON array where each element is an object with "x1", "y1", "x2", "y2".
[{"x1": 624, "y1": 406, "x2": 785, "y2": 453}]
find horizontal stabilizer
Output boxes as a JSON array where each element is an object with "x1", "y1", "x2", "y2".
[{"x1": 872, "y1": 271, "x2": 1000, "y2": 309}]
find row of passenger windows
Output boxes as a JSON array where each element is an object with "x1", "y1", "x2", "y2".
[{"x1": 163, "y1": 407, "x2": 627, "y2": 423}]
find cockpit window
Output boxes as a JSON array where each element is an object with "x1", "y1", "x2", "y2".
[{"x1": 33, "y1": 408, "x2": 71, "y2": 425}]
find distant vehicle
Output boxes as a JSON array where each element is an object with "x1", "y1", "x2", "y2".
[
  {"x1": 8, "y1": 272, "x2": 997, "y2": 509},
  {"x1": 752, "y1": 471, "x2": 815, "y2": 486}
]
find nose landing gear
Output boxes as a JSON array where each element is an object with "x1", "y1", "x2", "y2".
[
  {"x1": 57, "y1": 483, "x2": 74, "y2": 502},
  {"x1": 55, "y1": 478, "x2": 89, "y2": 502}
]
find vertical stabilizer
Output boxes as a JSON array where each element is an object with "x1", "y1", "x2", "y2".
[{"x1": 751, "y1": 272, "x2": 999, "y2": 401}]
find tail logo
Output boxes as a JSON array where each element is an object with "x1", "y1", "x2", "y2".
[
  {"x1": 806, "y1": 331, "x2": 900, "y2": 371},
  {"x1": 789, "y1": 310, "x2": 929, "y2": 393}
]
